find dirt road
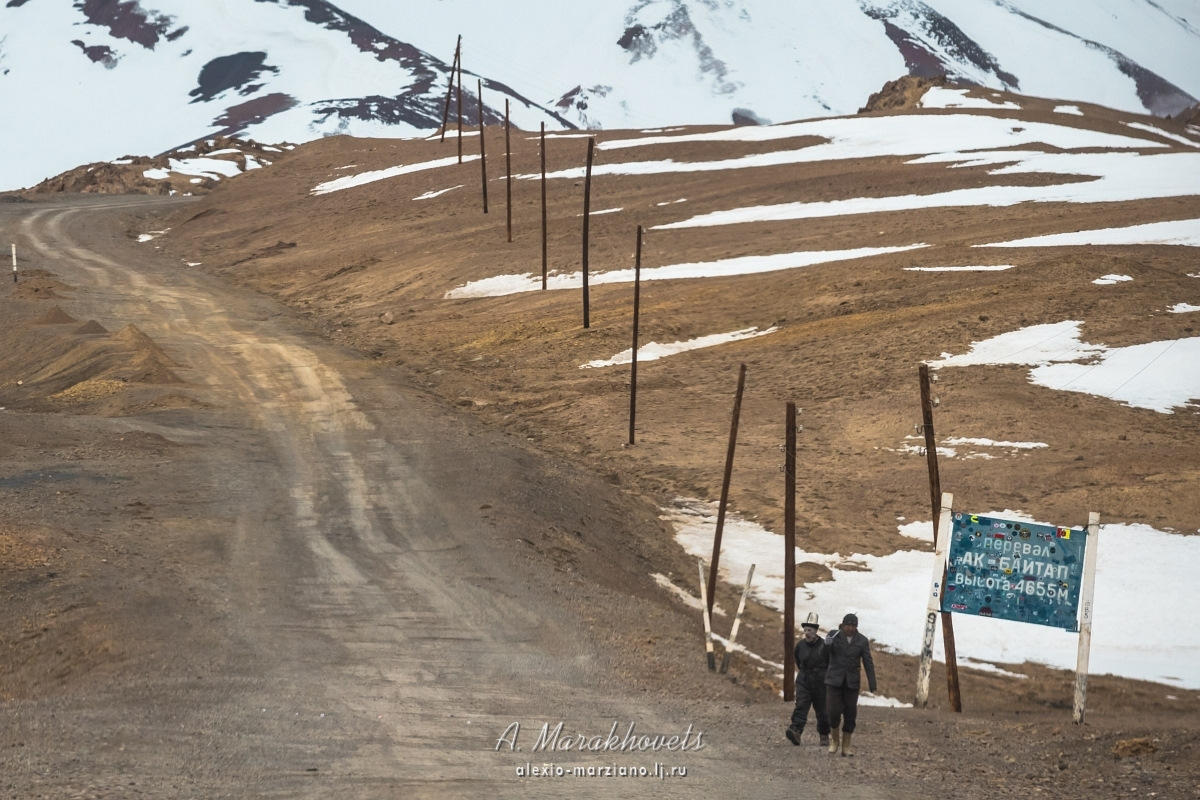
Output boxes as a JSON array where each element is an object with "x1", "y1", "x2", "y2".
[
  {"x1": 3, "y1": 196, "x2": 1198, "y2": 800},
  {"x1": 0, "y1": 196, "x2": 842, "y2": 799}
]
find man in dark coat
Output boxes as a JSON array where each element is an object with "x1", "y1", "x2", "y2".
[
  {"x1": 786, "y1": 612, "x2": 830, "y2": 746},
  {"x1": 824, "y1": 612, "x2": 876, "y2": 756}
]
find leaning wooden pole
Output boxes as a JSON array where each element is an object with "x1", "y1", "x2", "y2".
[
  {"x1": 581, "y1": 137, "x2": 595, "y2": 329},
  {"x1": 719, "y1": 564, "x2": 756, "y2": 675},
  {"x1": 478, "y1": 78, "x2": 488, "y2": 214},
  {"x1": 698, "y1": 559, "x2": 716, "y2": 672},
  {"x1": 439, "y1": 35, "x2": 461, "y2": 142},
  {"x1": 505, "y1": 99, "x2": 512, "y2": 242},
  {"x1": 540, "y1": 122, "x2": 548, "y2": 289},
  {"x1": 783, "y1": 401, "x2": 797, "y2": 701},
  {"x1": 456, "y1": 58, "x2": 463, "y2": 162},
  {"x1": 707, "y1": 363, "x2": 746, "y2": 618},
  {"x1": 920, "y1": 363, "x2": 962, "y2": 712},
  {"x1": 628, "y1": 225, "x2": 642, "y2": 446}
]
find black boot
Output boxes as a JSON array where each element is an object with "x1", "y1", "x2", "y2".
[{"x1": 786, "y1": 725, "x2": 802, "y2": 745}]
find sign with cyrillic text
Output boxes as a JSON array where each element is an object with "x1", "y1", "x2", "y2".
[{"x1": 941, "y1": 512, "x2": 1087, "y2": 631}]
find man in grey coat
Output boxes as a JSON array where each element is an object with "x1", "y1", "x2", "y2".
[{"x1": 824, "y1": 613, "x2": 876, "y2": 757}]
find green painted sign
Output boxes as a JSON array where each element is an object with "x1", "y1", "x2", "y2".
[{"x1": 941, "y1": 512, "x2": 1088, "y2": 631}]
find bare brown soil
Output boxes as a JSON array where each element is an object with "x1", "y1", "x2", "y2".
[{"x1": 2, "y1": 87, "x2": 1199, "y2": 797}]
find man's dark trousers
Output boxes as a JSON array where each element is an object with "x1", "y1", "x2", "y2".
[
  {"x1": 827, "y1": 680, "x2": 860, "y2": 733},
  {"x1": 790, "y1": 673, "x2": 831, "y2": 736}
]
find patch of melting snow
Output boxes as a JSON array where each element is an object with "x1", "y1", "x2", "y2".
[
  {"x1": 1054, "y1": 105, "x2": 1083, "y2": 115},
  {"x1": 904, "y1": 265, "x2": 1014, "y2": 272},
  {"x1": 888, "y1": 435, "x2": 1045, "y2": 460},
  {"x1": 654, "y1": 151, "x2": 1200, "y2": 229},
  {"x1": 859, "y1": 693, "x2": 914, "y2": 708},
  {"x1": 961, "y1": 659, "x2": 1030, "y2": 680},
  {"x1": 942, "y1": 437, "x2": 1048, "y2": 449},
  {"x1": 166, "y1": 157, "x2": 244, "y2": 179},
  {"x1": 311, "y1": 156, "x2": 477, "y2": 195},
  {"x1": 580, "y1": 327, "x2": 777, "y2": 368},
  {"x1": 888, "y1": 443, "x2": 959, "y2": 459},
  {"x1": 930, "y1": 320, "x2": 1200, "y2": 413},
  {"x1": 1169, "y1": 303, "x2": 1200, "y2": 313},
  {"x1": 1093, "y1": 274, "x2": 1132, "y2": 285},
  {"x1": 919, "y1": 86, "x2": 1020, "y2": 110},
  {"x1": 1123, "y1": 121, "x2": 1200, "y2": 148},
  {"x1": 444, "y1": 244, "x2": 926, "y2": 298},
  {"x1": 929, "y1": 321, "x2": 1104, "y2": 368},
  {"x1": 663, "y1": 498, "x2": 1200, "y2": 688},
  {"x1": 576, "y1": 207, "x2": 623, "y2": 216},
  {"x1": 978, "y1": 217, "x2": 1200, "y2": 248},
  {"x1": 414, "y1": 185, "x2": 463, "y2": 200}
]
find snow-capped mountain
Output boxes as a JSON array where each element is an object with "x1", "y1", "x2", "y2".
[{"x1": 2, "y1": 0, "x2": 1198, "y2": 192}]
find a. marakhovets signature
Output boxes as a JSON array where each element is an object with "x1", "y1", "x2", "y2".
[{"x1": 495, "y1": 721, "x2": 706, "y2": 753}]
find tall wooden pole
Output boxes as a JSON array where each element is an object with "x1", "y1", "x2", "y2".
[
  {"x1": 439, "y1": 35, "x2": 460, "y2": 142},
  {"x1": 456, "y1": 57, "x2": 463, "y2": 162},
  {"x1": 581, "y1": 137, "x2": 594, "y2": 329},
  {"x1": 540, "y1": 122, "x2": 548, "y2": 290},
  {"x1": 707, "y1": 363, "x2": 746, "y2": 618},
  {"x1": 783, "y1": 401, "x2": 797, "y2": 701},
  {"x1": 919, "y1": 363, "x2": 962, "y2": 712},
  {"x1": 505, "y1": 99, "x2": 512, "y2": 242},
  {"x1": 628, "y1": 225, "x2": 642, "y2": 446},
  {"x1": 478, "y1": 78, "x2": 488, "y2": 214}
]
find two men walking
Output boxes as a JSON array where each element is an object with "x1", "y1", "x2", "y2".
[{"x1": 786, "y1": 612, "x2": 877, "y2": 757}]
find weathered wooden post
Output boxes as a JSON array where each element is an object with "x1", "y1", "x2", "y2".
[
  {"x1": 917, "y1": 493, "x2": 954, "y2": 706},
  {"x1": 919, "y1": 363, "x2": 962, "y2": 712},
  {"x1": 783, "y1": 401, "x2": 797, "y2": 701},
  {"x1": 478, "y1": 78, "x2": 488, "y2": 214},
  {"x1": 628, "y1": 225, "x2": 642, "y2": 446},
  {"x1": 456, "y1": 56, "x2": 463, "y2": 162},
  {"x1": 707, "y1": 363, "x2": 746, "y2": 618},
  {"x1": 439, "y1": 35, "x2": 460, "y2": 142},
  {"x1": 505, "y1": 99, "x2": 512, "y2": 242},
  {"x1": 540, "y1": 122, "x2": 548, "y2": 290},
  {"x1": 581, "y1": 137, "x2": 594, "y2": 328},
  {"x1": 1074, "y1": 512, "x2": 1101, "y2": 723}
]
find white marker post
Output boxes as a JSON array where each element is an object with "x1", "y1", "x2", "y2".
[
  {"x1": 697, "y1": 558, "x2": 716, "y2": 671},
  {"x1": 1073, "y1": 512, "x2": 1101, "y2": 723},
  {"x1": 719, "y1": 563, "x2": 755, "y2": 674},
  {"x1": 917, "y1": 492, "x2": 954, "y2": 707},
  {"x1": 11, "y1": 243, "x2": 15, "y2": 283}
]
